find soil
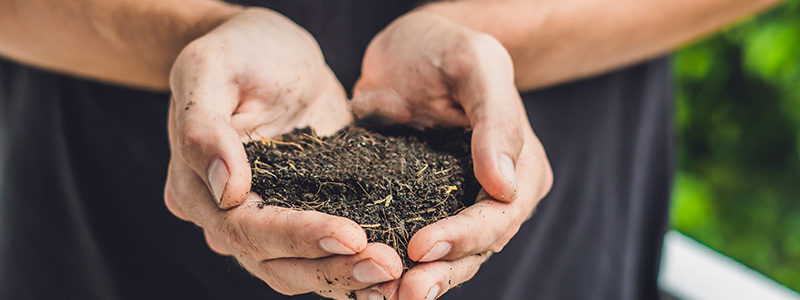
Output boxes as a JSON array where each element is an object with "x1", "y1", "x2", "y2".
[{"x1": 244, "y1": 125, "x2": 480, "y2": 269}]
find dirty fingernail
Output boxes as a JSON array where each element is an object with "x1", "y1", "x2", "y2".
[
  {"x1": 208, "y1": 158, "x2": 229, "y2": 207},
  {"x1": 353, "y1": 259, "x2": 393, "y2": 284},
  {"x1": 319, "y1": 237, "x2": 355, "y2": 255},
  {"x1": 498, "y1": 154, "x2": 517, "y2": 199},
  {"x1": 368, "y1": 290, "x2": 384, "y2": 300},
  {"x1": 426, "y1": 284, "x2": 440, "y2": 300},
  {"x1": 420, "y1": 241, "x2": 451, "y2": 262}
]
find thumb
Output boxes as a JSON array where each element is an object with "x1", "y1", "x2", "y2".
[
  {"x1": 169, "y1": 69, "x2": 251, "y2": 210},
  {"x1": 451, "y1": 33, "x2": 523, "y2": 202},
  {"x1": 469, "y1": 101, "x2": 524, "y2": 203}
]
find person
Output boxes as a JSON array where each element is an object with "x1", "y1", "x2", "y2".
[{"x1": 0, "y1": 0, "x2": 781, "y2": 299}]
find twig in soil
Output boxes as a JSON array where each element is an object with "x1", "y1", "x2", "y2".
[
  {"x1": 264, "y1": 196, "x2": 293, "y2": 207},
  {"x1": 434, "y1": 167, "x2": 453, "y2": 175},
  {"x1": 356, "y1": 182, "x2": 368, "y2": 195},
  {"x1": 416, "y1": 164, "x2": 428, "y2": 176},
  {"x1": 253, "y1": 167, "x2": 277, "y2": 178},
  {"x1": 442, "y1": 185, "x2": 458, "y2": 196},
  {"x1": 303, "y1": 199, "x2": 331, "y2": 210},
  {"x1": 245, "y1": 131, "x2": 263, "y2": 152},
  {"x1": 372, "y1": 195, "x2": 393, "y2": 206},
  {"x1": 287, "y1": 162, "x2": 301, "y2": 175},
  {"x1": 302, "y1": 133, "x2": 327, "y2": 146},
  {"x1": 261, "y1": 136, "x2": 304, "y2": 151},
  {"x1": 432, "y1": 174, "x2": 454, "y2": 183},
  {"x1": 421, "y1": 207, "x2": 441, "y2": 214},
  {"x1": 254, "y1": 160, "x2": 272, "y2": 168},
  {"x1": 405, "y1": 216, "x2": 423, "y2": 222},
  {"x1": 360, "y1": 135, "x2": 377, "y2": 146}
]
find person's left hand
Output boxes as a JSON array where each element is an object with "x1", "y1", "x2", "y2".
[
  {"x1": 348, "y1": 11, "x2": 553, "y2": 300},
  {"x1": 165, "y1": 9, "x2": 403, "y2": 299}
]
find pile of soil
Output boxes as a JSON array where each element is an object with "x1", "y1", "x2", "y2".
[{"x1": 244, "y1": 126, "x2": 480, "y2": 268}]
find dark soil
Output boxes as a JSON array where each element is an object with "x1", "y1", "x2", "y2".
[{"x1": 245, "y1": 126, "x2": 480, "y2": 269}]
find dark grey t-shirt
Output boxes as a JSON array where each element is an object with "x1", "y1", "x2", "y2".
[{"x1": 0, "y1": 1, "x2": 672, "y2": 299}]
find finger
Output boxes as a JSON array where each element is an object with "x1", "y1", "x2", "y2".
[
  {"x1": 169, "y1": 47, "x2": 251, "y2": 209},
  {"x1": 407, "y1": 126, "x2": 551, "y2": 262},
  {"x1": 166, "y1": 151, "x2": 368, "y2": 260},
  {"x1": 219, "y1": 198, "x2": 368, "y2": 260},
  {"x1": 407, "y1": 196, "x2": 520, "y2": 263},
  {"x1": 393, "y1": 252, "x2": 490, "y2": 300},
  {"x1": 238, "y1": 243, "x2": 403, "y2": 296},
  {"x1": 204, "y1": 229, "x2": 234, "y2": 256},
  {"x1": 446, "y1": 31, "x2": 524, "y2": 203},
  {"x1": 334, "y1": 279, "x2": 400, "y2": 300}
]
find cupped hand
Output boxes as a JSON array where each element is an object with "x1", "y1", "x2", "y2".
[
  {"x1": 164, "y1": 8, "x2": 402, "y2": 297},
  {"x1": 350, "y1": 11, "x2": 553, "y2": 300}
]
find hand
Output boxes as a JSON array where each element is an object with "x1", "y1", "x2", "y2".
[
  {"x1": 350, "y1": 11, "x2": 553, "y2": 299},
  {"x1": 164, "y1": 8, "x2": 402, "y2": 297}
]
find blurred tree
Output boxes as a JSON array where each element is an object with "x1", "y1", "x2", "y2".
[{"x1": 671, "y1": 0, "x2": 800, "y2": 290}]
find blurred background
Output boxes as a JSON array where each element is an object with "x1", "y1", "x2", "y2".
[{"x1": 670, "y1": 0, "x2": 800, "y2": 292}]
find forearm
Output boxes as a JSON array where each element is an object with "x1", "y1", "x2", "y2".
[
  {"x1": 421, "y1": 0, "x2": 783, "y2": 91},
  {"x1": 0, "y1": 0, "x2": 242, "y2": 91}
]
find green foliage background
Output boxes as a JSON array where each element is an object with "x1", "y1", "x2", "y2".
[{"x1": 671, "y1": 0, "x2": 800, "y2": 291}]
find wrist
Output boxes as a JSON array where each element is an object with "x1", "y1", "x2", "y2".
[
  {"x1": 92, "y1": 0, "x2": 245, "y2": 91},
  {"x1": 142, "y1": 2, "x2": 245, "y2": 90},
  {"x1": 413, "y1": 1, "x2": 535, "y2": 65}
]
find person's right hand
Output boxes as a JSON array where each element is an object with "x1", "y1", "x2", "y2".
[
  {"x1": 349, "y1": 11, "x2": 553, "y2": 299},
  {"x1": 163, "y1": 8, "x2": 402, "y2": 298}
]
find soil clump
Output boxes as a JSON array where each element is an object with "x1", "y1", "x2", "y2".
[{"x1": 245, "y1": 126, "x2": 480, "y2": 269}]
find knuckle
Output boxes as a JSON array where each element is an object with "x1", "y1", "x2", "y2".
[
  {"x1": 163, "y1": 173, "x2": 191, "y2": 221},
  {"x1": 260, "y1": 262, "x2": 302, "y2": 296},
  {"x1": 498, "y1": 118, "x2": 525, "y2": 146},
  {"x1": 489, "y1": 206, "x2": 521, "y2": 253},
  {"x1": 163, "y1": 187, "x2": 183, "y2": 219},
  {"x1": 203, "y1": 231, "x2": 229, "y2": 255},
  {"x1": 457, "y1": 214, "x2": 486, "y2": 251},
  {"x1": 460, "y1": 260, "x2": 483, "y2": 284},
  {"x1": 488, "y1": 240, "x2": 506, "y2": 253},
  {"x1": 163, "y1": 180, "x2": 177, "y2": 210},
  {"x1": 171, "y1": 41, "x2": 219, "y2": 85},
  {"x1": 541, "y1": 166, "x2": 554, "y2": 198},
  {"x1": 490, "y1": 227, "x2": 517, "y2": 253},
  {"x1": 440, "y1": 33, "x2": 480, "y2": 80},
  {"x1": 219, "y1": 218, "x2": 264, "y2": 259},
  {"x1": 441, "y1": 31, "x2": 512, "y2": 78},
  {"x1": 177, "y1": 123, "x2": 206, "y2": 161},
  {"x1": 207, "y1": 244, "x2": 226, "y2": 255},
  {"x1": 179, "y1": 40, "x2": 217, "y2": 68},
  {"x1": 281, "y1": 211, "x2": 310, "y2": 254},
  {"x1": 467, "y1": 32, "x2": 514, "y2": 72}
]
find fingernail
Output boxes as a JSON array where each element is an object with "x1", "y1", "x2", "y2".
[
  {"x1": 368, "y1": 290, "x2": 384, "y2": 300},
  {"x1": 353, "y1": 259, "x2": 393, "y2": 284},
  {"x1": 208, "y1": 158, "x2": 229, "y2": 207},
  {"x1": 498, "y1": 154, "x2": 517, "y2": 199},
  {"x1": 420, "y1": 242, "x2": 451, "y2": 262},
  {"x1": 426, "y1": 284, "x2": 440, "y2": 300},
  {"x1": 319, "y1": 237, "x2": 355, "y2": 255}
]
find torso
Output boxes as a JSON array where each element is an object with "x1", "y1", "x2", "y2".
[{"x1": 0, "y1": 2, "x2": 671, "y2": 299}]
